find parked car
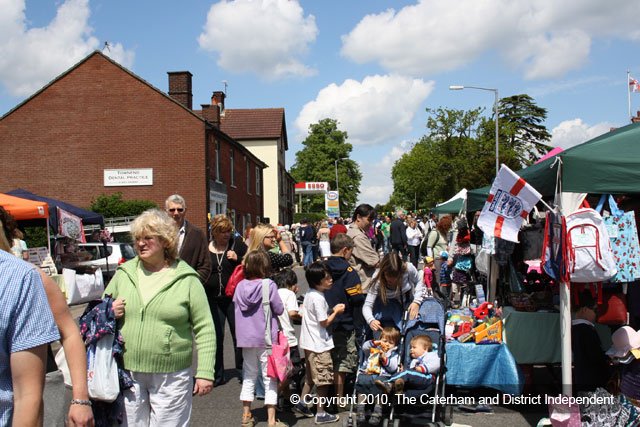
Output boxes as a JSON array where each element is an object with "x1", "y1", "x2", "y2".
[{"x1": 63, "y1": 242, "x2": 136, "y2": 280}]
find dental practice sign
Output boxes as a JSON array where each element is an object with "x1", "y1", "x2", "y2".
[{"x1": 104, "y1": 169, "x2": 153, "y2": 186}]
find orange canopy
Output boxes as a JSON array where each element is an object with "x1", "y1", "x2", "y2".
[{"x1": 0, "y1": 193, "x2": 49, "y2": 221}]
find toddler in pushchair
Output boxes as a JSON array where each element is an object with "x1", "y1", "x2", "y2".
[
  {"x1": 353, "y1": 326, "x2": 401, "y2": 425},
  {"x1": 376, "y1": 297, "x2": 454, "y2": 426}
]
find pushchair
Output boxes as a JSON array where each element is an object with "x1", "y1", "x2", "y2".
[
  {"x1": 382, "y1": 297, "x2": 453, "y2": 427},
  {"x1": 345, "y1": 298, "x2": 407, "y2": 427}
]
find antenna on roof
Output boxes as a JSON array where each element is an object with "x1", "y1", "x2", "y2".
[
  {"x1": 103, "y1": 41, "x2": 111, "y2": 52},
  {"x1": 222, "y1": 80, "x2": 228, "y2": 95}
]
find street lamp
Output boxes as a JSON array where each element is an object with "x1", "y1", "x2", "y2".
[{"x1": 449, "y1": 85, "x2": 499, "y2": 176}]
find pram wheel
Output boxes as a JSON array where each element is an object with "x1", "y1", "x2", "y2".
[
  {"x1": 392, "y1": 419, "x2": 400, "y2": 427},
  {"x1": 342, "y1": 416, "x2": 357, "y2": 427},
  {"x1": 442, "y1": 404, "x2": 453, "y2": 426},
  {"x1": 381, "y1": 419, "x2": 388, "y2": 427}
]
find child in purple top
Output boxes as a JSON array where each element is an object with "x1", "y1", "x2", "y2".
[{"x1": 233, "y1": 251, "x2": 284, "y2": 427}]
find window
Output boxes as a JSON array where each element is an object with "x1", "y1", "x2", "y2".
[
  {"x1": 247, "y1": 213, "x2": 251, "y2": 228},
  {"x1": 230, "y1": 149, "x2": 235, "y2": 186},
  {"x1": 231, "y1": 209, "x2": 236, "y2": 229},
  {"x1": 246, "y1": 159, "x2": 251, "y2": 194},
  {"x1": 215, "y1": 140, "x2": 220, "y2": 181},
  {"x1": 256, "y1": 166, "x2": 261, "y2": 195}
]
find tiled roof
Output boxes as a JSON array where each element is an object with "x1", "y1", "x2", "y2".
[{"x1": 220, "y1": 108, "x2": 285, "y2": 142}]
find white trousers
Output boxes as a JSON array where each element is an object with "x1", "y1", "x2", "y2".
[
  {"x1": 122, "y1": 368, "x2": 192, "y2": 427},
  {"x1": 240, "y1": 347, "x2": 278, "y2": 405}
]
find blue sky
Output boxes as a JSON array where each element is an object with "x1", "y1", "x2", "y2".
[{"x1": 1, "y1": 0, "x2": 640, "y2": 206}]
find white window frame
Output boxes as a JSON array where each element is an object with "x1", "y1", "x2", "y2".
[
  {"x1": 215, "y1": 140, "x2": 220, "y2": 181},
  {"x1": 230, "y1": 149, "x2": 235, "y2": 187},
  {"x1": 256, "y1": 166, "x2": 261, "y2": 195},
  {"x1": 246, "y1": 158, "x2": 251, "y2": 194}
]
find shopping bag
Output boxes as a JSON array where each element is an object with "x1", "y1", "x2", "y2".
[
  {"x1": 87, "y1": 334, "x2": 120, "y2": 402},
  {"x1": 64, "y1": 268, "x2": 104, "y2": 305},
  {"x1": 596, "y1": 194, "x2": 640, "y2": 283},
  {"x1": 55, "y1": 347, "x2": 72, "y2": 387},
  {"x1": 548, "y1": 399, "x2": 581, "y2": 427},
  {"x1": 266, "y1": 331, "x2": 294, "y2": 382}
]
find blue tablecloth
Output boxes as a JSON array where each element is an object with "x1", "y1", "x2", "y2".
[{"x1": 445, "y1": 342, "x2": 524, "y2": 395}]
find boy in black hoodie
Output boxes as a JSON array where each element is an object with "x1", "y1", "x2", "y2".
[{"x1": 324, "y1": 233, "x2": 366, "y2": 407}]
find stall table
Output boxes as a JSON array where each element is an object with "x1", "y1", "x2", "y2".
[
  {"x1": 445, "y1": 342, "x2": 524, "y2": 395},
  {"x1": 502, "y1": 306, "x2": 612, "y2": 364}
]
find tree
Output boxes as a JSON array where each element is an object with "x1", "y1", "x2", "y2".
[
  {"x1": 479, "y1": 94, "x2": 552, "y2": 167},
  {"x1": 391, "y1": 107, "x2": 495, "y2": 209},
  {"x1": 289, "y1": 118, "x2": 362, "y2": 214},
  {"x1": 88, "y1": 193, "x2": 157, "y2": 218}
]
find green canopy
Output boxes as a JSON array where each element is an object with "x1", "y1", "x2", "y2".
[
  {"x1": 432, "y1": 197, "x2": 465, "y2": 214},
  {"x1": 463, "y1": 121, "x2": 640, "y2": 212}
]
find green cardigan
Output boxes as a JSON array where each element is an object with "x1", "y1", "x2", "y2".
[{"x1": 104, "y1": 257, "x2": 216, "y2": 380}]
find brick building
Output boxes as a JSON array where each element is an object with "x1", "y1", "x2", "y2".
[
  {"x1": 218, "y1": 102, "x2": 296, "y2": 225},
  {"x1": 0, "y1": 51, "x2": 266, "y2": 232}
]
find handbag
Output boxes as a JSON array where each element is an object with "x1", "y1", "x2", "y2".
[
  {"x1": 261, "y1": 279, "x2": 293, "y2": 381},
  {"x1": 596, "y1": 194, "x2": 640, "y2": 283},
  {"x1": 87, "y1": 334, "x2": 120, "y2": 402},
  {"x1": 597, "y1": 291, "x2": 628, "y2": 325},
  {"x1": 225, "y1": 264, "x2": 245, "y2": 297}
]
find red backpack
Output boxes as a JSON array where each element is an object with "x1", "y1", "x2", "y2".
[{"x1": 225, "y1": 264, "x2": 245, "y2": 297}]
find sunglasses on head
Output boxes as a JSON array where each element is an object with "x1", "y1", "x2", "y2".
[{"x1": 168, "y1": 208, "x2": 184, "y2": 213}]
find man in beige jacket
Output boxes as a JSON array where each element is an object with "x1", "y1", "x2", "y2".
[{"x1": 346, "y1": 204, "x2": 380, "y2": 293}]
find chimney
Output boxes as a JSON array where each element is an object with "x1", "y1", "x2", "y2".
[
  {"x1": 212, "y1": 91, "x2": 226, "y2": 114},
  {"x1": 167, "y1": 71, "x2": 193, "y2": 110},
  {"x1": 201, "y1": 104, "x2": 220, "y2": 128},
  {"x1": 634, "y1": 110, "x2": 640, "y2": 123}
]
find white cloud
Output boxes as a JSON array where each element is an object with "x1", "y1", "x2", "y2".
[
  {"x1": 357, "y1": 140, "x2": 411, "y2": 206},
  {"x1": 551, "y1": 118, "x2": 613, "y2": 149},
  {"x1": 198, "y1": 0, "x2": 317, "y2": 80},
  {"x1": 0, "y1": 0, "x2": 134, "y2": 97},
  {"x1": 295, "y1": 75, "x2": 434, "y2": 146},
  {"x1": 341, "y1": 0, "x2": 640, "y2": 79}
]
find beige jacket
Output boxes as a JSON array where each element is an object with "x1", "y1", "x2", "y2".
[{"x1": 347, "y1": 223, "x2": 379, "y2": 293}]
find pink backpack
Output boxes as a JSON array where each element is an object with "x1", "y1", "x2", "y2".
[{"x1": 565, "y1": 208, "x2": 617, "y2": 283}]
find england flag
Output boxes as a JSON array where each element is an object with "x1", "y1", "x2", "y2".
[{"x1": 477, "y1": 165, "x2": 542, "y2": 243}]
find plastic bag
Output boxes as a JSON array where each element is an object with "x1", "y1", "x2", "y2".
[
  {"x1": 87, "y1": 334, "x2": 119, "y2": 402},
  {"x1": 64, "y1": 268, "x2": 104, "y2": 305}
]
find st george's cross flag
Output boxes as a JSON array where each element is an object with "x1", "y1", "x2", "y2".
[
  {"x1": 630, "y1": 76, "x2": 640, "y2": 93},
  {"x1": 477, "y1": 165, "x2": 542, "y2": 243}
]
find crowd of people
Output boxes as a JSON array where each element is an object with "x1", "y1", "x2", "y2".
[{"x1": 8, "y1": 194, "x2": 640, "y2": 427}]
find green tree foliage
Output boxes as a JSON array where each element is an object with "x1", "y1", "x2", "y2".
[
  {"x1": 479, "y1": 94, "x2": 552, "y2": 167},
  {"x1": 290, "y1": 118, "x2": 362, "y2": 214},
  {"x1": 23, "y1": 226, "x2": 48, "y2": 248},
  {"x1": 391, "y1": 95, "x2": 551, "y2": 209},
  {"x1": 391, "y1": 107, "x2": 495, "y2": 209},
  {"x1": 88, "y1": 193, "x2": 157, "y2": 218}
]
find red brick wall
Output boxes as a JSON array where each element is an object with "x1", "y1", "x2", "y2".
[
  {"x1": 209, "y1": 132, "x2": 263, "y2": 225},
  {"x1": 0, "y1": 53, "x2": 209, "y2": 231}
]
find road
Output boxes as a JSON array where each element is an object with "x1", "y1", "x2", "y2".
[{"x1": 44, "y1": 264, "x2": 546, "y2": 426}]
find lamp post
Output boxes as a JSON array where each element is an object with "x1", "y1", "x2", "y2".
[{"x1": 449, "y1": 85, "x2": 499, "y2": 176}]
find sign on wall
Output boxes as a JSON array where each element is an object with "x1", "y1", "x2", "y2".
[{"x1": 104, "y1": 169, "x2": 153, "y2": 187}]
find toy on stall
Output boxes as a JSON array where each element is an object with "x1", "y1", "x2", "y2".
[{"x1": 446, "y1": 301, "x2": 503, "y2": 344}]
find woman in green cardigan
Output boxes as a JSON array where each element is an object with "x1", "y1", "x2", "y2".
[{"x1": 107, "y1": 209, "x2": 215, "y2": 426}]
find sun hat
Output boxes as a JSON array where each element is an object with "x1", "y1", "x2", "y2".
[
  {"x1": 424, "y1": 256, "x2": 434, "y2": 264},
  {"x1": 606, "y1": 326, "x2": 640, "y2": 359}
]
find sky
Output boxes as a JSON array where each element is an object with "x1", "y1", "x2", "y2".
[{"x1": 1, "y1": 0, "x2": 640, "y2": 207}]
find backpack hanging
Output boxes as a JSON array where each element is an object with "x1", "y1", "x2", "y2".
[{"x1": 565, "y1": 207, "x2": 617, "y2": 283}]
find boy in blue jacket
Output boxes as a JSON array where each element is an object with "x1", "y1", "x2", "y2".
[{"x1": 324, "y1": 233, "x2": 366, "y2": 407}]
